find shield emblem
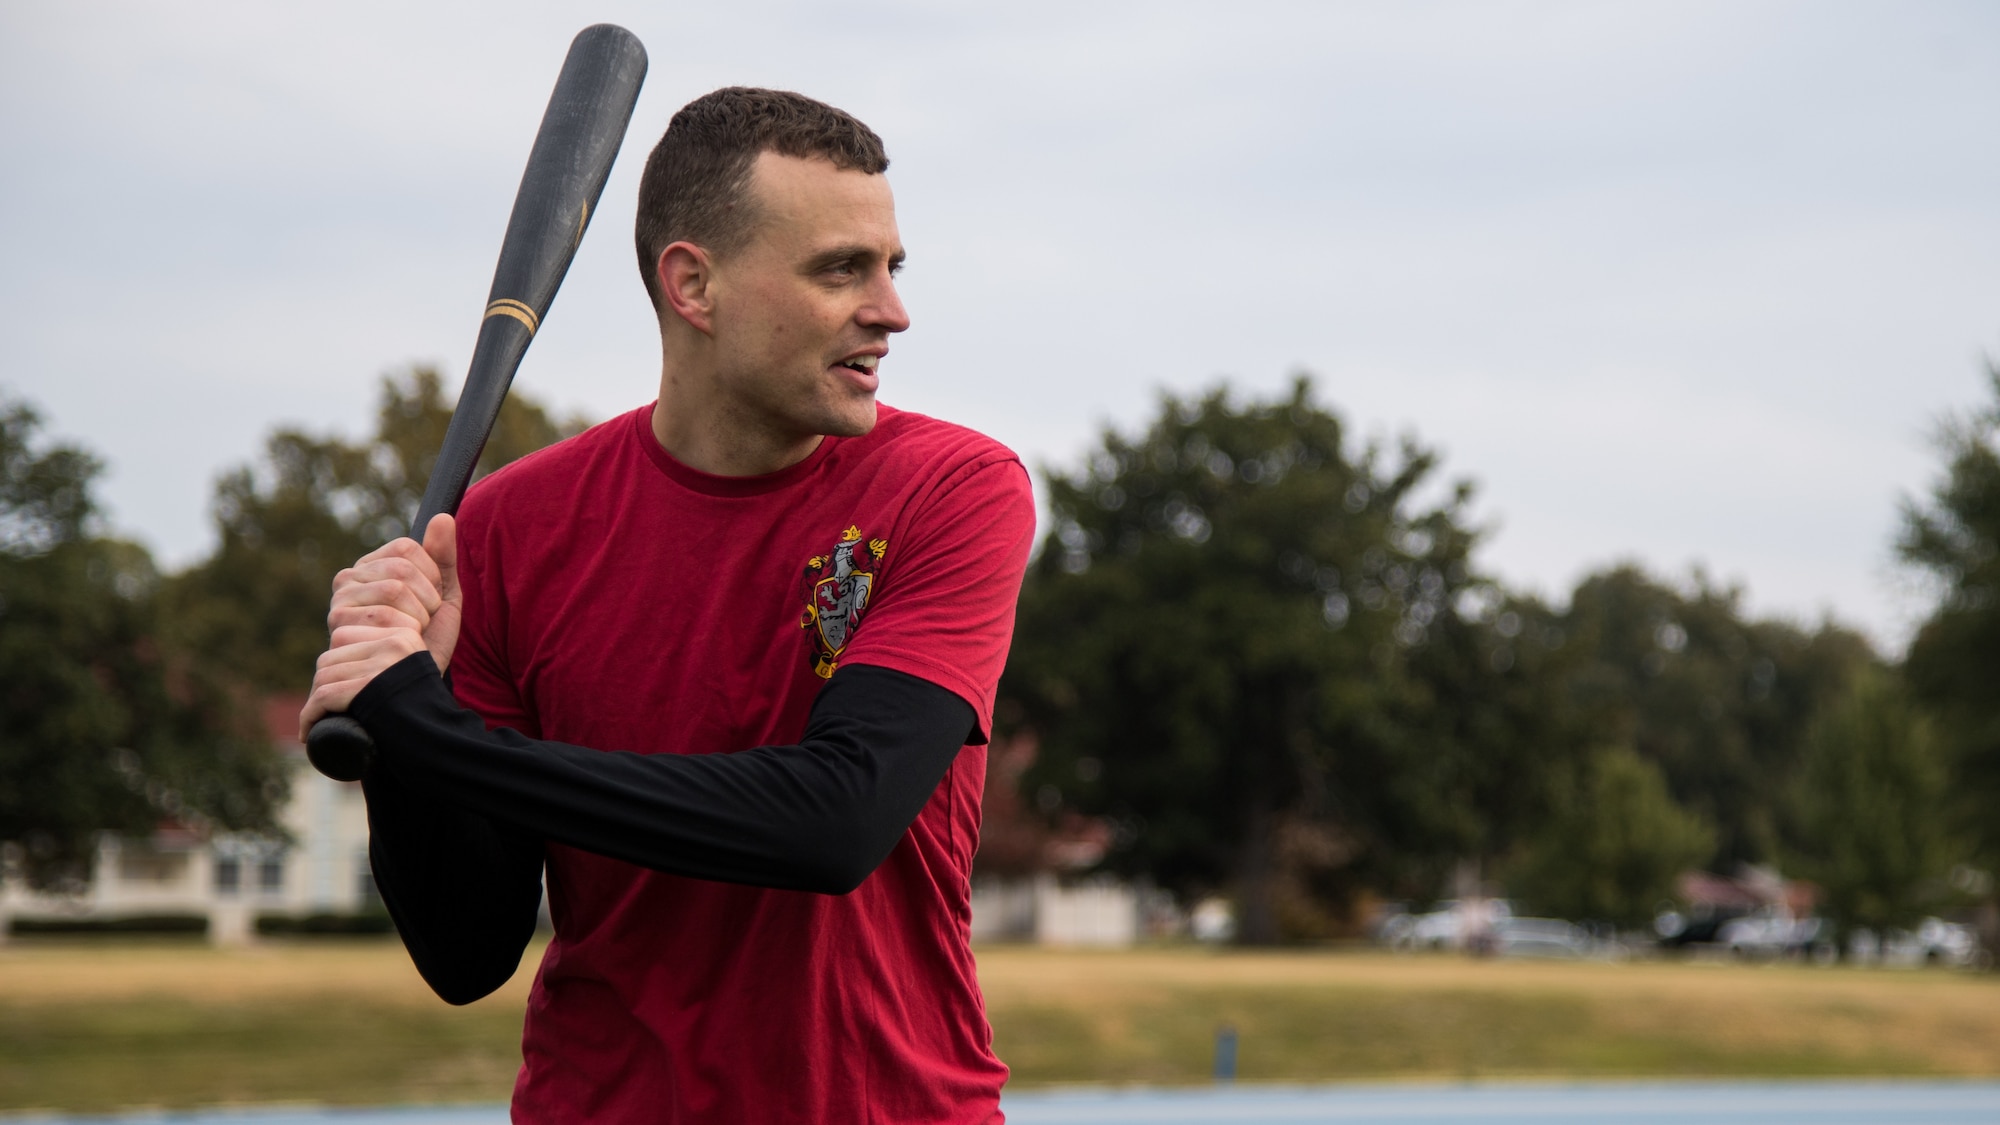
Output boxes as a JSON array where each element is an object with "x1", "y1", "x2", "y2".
[
  {"x1": 812, "y1": 571, "x2": 873, "y2": 655},
  {"x1": 799, "y1": 526, "x2": 886, "y2": 679}
]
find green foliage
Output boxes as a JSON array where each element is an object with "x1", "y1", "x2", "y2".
[
  {"x1": 164, "y1": 368, "x2": 588, "y2": 693},
  {"x1": 1506, "y1": 746, "x2": 1716, "y2": 927},
  {"x1": 0, "y1": 399, "x2": 97, "y2": 555},
  {"x1": 1556, "y1": 567, "x2": 1873, "y2": 867},
  {"x1": 1, "y1": 372, "x2": 586, "y2": 892},
  {"x1": 1003, "y1": 378, "x2": 1507, "y2": 941},
  {"x1": 1787, "y1": 671, "x2": 1958, "y2": 932},
  {"x1": 999, "y1": 379, "x2": 1886, "y2": 938},
  {"x1": 1368, "y1": 590, "x2": 1594, "y2": 902},
  {"x1": 1900, "y1": 362, "x2": 2000, "y2": 862},
  {"x1": 0, "y1": 392, "x2": 281, "y2": 891}
]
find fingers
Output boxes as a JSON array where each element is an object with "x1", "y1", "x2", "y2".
[
  {"x1": 418, "y1": 513, "x2": 464, "y2": 676},
  {"x1": 323, "y1": 624, "x2": 425, "y2": 652},
  {"x1": 330, "y1": 541, "x2": 444, "y2": 631},
  {"x1": 356, "y1": 534, "x2": 445, "y2": 585},
  {"x1": 327, "y1": 602, "x2": 428, "y2": 633},
  {"x1": 422, "y1": 514, "x2": 459, "y2": 603},
  {"x1": 298, "y1": 628, "x2": 428, "y2": 739},
  {"x1": 305, "y1": 533, "x2": 456, "y2": 739},
  {"x1": 327, "y1": 526, "x2": 456, "y2": 628},
  {"x1": 336, "y1": 547, "x2": 442, "y2": 605}
]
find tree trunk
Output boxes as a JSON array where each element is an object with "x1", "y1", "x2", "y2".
[
  {"x1": 1976, "y1": 895, "x2": 2000, "y2": 969},
  {"x1": 1236, "y1": 683, "x2": 1310, "y2": 947},
  {"x1": 1235, "y1": 798, "x2": 1280, "y2": 945}
]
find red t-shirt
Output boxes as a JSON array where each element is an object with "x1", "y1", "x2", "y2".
[{"x1": 448, "y1": 403, "x2": 1034, "y2": 1123}]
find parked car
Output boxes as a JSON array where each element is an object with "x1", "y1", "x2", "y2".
[
  {"x1": 1868, "y1": 918, "x2": 1982, "y2": 968},
  {"x1": 1715, "y1": 910, "x2": 1836, "y2": 963},
  {"x1": 1381, "y1": 899, "x2": 1513, "y2": 953},
  {"x1": 1653, "y1": 904, "x2": 1749, "y2": 949},
  {"x1": 1495, "y1": 917, "x2": 1594, "y2": 959}
]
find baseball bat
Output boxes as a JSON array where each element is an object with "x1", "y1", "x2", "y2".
[{"x1": 306, "y1": 24, "x2": 647, "y2": 783}]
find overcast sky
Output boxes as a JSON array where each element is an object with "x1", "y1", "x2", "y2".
[{"x1": 4, "y1": 1, "x2": 1997, "y2": 649}]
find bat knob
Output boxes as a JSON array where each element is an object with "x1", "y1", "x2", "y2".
[{"x1": 306, "y1": 715, "x2": 376, "y2": 782}]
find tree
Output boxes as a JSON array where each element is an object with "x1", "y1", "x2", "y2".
[
  {"x1": 1556, "y1": 566, "x2": 1871, "y2": 868},
  {"x1": 1900, "y1": 362, "x2": 2000, "y2": 862},
  {"x1": 0, "y1": 393, "x2": 281, "y2": 890},
  {"x1": 1788, "y1": 671, "x2": 1958, "y2": 934},
  {"x1": 999, "y1": 380, "x2": 1877, "y2": 940},
  {"x1": 1358, "y1": 587, "x2": 1599, "y2": 908},
  {"x1": 1001, "y1": 378, "x2": 1495, "y2": 942},
  {"x1": 1504, "y1": 745, "x2": 1716, "y2": 928},
  {"x1": 165, "y1": 368, "x2": 588, "y2": 693}
]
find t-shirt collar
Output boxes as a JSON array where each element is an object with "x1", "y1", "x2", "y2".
[{"x1": 631, "y1": 403, "x2": 843, "y2": 498}]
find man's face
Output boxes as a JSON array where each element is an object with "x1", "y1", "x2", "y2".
[{"x1": 704, "y1": 152, "x2": 909, "y2": 442}]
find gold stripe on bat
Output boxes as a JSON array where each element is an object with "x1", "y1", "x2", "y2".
[
  {"x1": 573, "y1": 201, "x2": 590, "y2": 249},
  {"x1": 484, "y1": 299, "x2": 539, "y2": 333}
]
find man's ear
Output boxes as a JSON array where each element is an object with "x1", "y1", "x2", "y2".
[{"x1": 657, "y1": 242, "x2": 716, "y2": 334}]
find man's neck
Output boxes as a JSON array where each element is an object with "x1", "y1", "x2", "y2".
[{"x1": 651, "y1": 363, "x2": 823, "y2": 478}]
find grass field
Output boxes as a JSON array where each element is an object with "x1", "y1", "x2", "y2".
[{"x1": 2, "y1": 938, "x2": 1997, "y2": 1112}]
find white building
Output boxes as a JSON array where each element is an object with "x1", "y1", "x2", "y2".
[
  {"x1": 970, "y1": 875, "x2": 1149, "y2": 947},
  {"x1": 1, "y1": 713, "x2": 375, "y2": 945}
]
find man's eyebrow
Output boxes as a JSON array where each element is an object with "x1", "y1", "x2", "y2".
[{"x1": 803, "y1": 245, "x2": 908, "y2": 273}]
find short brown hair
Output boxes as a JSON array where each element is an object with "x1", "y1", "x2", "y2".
[{"x1": 634, "y1": 87, "x2": 889, "y2": 310}]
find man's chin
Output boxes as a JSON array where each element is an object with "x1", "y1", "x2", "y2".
[{"x1": 820, "y1": 395, "x2": 879, "y2": 439}]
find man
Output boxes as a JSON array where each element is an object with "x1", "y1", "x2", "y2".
[{"x1": 300, "y1": 88, "x2": 1034, "y2": 1123}]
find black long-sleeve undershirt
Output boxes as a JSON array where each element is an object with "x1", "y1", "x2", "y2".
[
  {"x1": 352, "y1": 652, "x2": 975, "y2": 1004},
  {"x1": 361, "y1": 757, "x2": 545, "y2": 1003}
]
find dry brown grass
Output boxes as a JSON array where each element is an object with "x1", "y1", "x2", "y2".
[
  {"x1": 975, "y1": 947, "x2": 2000, "y2": 1083},
  {"x1": 2, "y1": 939, "x2": 1996, "y2": 1111},
  {"x1": 0, "y1": 938, "x2": 535, "y2": 1111},
  {"x1": 4, "y1": 940, "x2": 413, "y2": 1002},
  {"x1": 0, "y1": 937, "x2": 537, "y2": 1005}
]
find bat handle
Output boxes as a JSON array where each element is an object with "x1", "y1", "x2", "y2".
[{"x1": 306, "y1": 715, "x2": 375, "y2": 782}]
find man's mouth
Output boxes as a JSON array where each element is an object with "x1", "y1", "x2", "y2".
[{"x1": 833, "y1": 353, "x2": 882, "y2": 390}]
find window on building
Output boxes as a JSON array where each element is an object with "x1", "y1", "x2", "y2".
[
  {"x1": 258, "y1": 856, "x2": 285, "y2": 894},
  {"x1": 214, "y1": 856, "x2": 241, "y2": 895}
]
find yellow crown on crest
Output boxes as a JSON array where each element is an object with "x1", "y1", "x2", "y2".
[{"x1": 841, "y1": 525, "x2": 863, "y2": 542}]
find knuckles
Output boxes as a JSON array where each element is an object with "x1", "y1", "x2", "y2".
[
  {"x1": 328, "y1": 604, "x2": 421, "y2": 630},
  {"x1": 333, "y1": 550, "x2": 441, "y2": 599},
  {"x1": 330, "y1": 578, "x2": 436, "y2": 622},
  {"x1": 328, "y1": 625, "x2": 382, "y2": 648},
  {"x1": 315, "y1": 628, "x2": 425, "y2": 667}
]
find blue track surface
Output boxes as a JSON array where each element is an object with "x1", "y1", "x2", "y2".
[
  {"x1": 1003, "y1": 1081, "x2": 2000, "y2": 1123},
  {"x1": 12, "y1": 1082, "x2": 2000, "y2": 1124}
]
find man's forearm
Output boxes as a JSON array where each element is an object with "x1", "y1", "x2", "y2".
[
  {"x1": 350, "y1": 655, "x2": 973, "y2": 895},
  {"x1": 363, "y1": 764, "x2": 545, "y2": 1005}
]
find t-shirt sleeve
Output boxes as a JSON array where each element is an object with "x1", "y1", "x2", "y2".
[{"x1": 840, "y1": 455, "x2": 1035, "y2": 744}]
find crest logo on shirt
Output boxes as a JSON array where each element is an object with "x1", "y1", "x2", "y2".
[{"x1": 799, "y1": 525, "x2": 888, "y2": 678}]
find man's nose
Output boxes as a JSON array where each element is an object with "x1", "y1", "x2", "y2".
[{"x1": 860, "y1": 273, "x2": 911, "y2": 334}]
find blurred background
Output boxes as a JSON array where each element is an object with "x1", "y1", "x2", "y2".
[{"x1": 4, "y1": 0, "x2": 2000, "y2": 1115}]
